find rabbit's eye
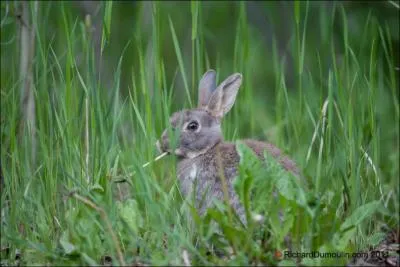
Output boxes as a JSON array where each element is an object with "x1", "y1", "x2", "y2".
[{"x1": 186, "y1": 121, "x2": 199, "y2": 131}]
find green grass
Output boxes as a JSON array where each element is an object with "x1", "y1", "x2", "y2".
[{"x1": 1, "y1": 1, "x2": 399, "y2": 266}]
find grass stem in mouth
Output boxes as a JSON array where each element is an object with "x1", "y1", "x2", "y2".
[
  {"x1": 141, "y1": 152, "x2": 169, "y2": 168},
  {"x1": 112, "y1": 152, "x2": 169, "y2": 182}
]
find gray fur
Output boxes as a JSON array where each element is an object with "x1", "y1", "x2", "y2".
[{"x1": 158, "y1": 70, "x2": 301, "y2": 225}]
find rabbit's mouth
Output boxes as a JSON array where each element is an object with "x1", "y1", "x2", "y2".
[
  {"x1": 157, "y1": 140, "x2": 211, "y2": 160},
  {"x1": 156, "y1": 139, "x2": 185, "y2": 158}
]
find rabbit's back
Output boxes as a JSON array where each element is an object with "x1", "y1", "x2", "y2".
[{"x1": 241, "y1": 139, "x2": 301, "y2": 176}]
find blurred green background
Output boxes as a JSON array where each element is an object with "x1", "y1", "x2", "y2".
[
  {"x1": 0, "y1": 1, "x2": 399, "y2": 266},
  {"x1": 2, "y1": 1, "x2": 399, "y2": 108}
]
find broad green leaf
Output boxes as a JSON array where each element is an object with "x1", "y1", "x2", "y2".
[
  {"x1": 117, "y1": 199, "x2": 143, "y2": 233},
  {"x1": 367, "y1": 232, "x2": 386, "y2": 247},
  {"x1": 220, "y1": 224, "x2": 246, "y2": 245},
  {"x1": 60, "y1": 231, "x2": 77, "y2": 255},
  {"x1": 281, "y1": 214, "x2": 295, "y2": 239},
  {"x1": 236, "y1": 141, "x2": 264, "y2": 171},
  {"x1": 274, "y1": 170, "x2": 310, "y2": 215},
  {"x1": 339, "y1": 200, "x2": 380, "y2": 231},
  {"x1": 332, "y1": 227, "x2": 357, "y2": 251}
]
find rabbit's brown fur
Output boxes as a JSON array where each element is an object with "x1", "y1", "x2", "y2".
[{"x1": 157, "y1": 70, "x2": 301, "y2": 224}]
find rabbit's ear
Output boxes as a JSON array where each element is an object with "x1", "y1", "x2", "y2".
[
  {"x1": 207, "y1": 73, "x2": 242, "y2": 119},
  {"x1": 198, "y1": 70, "x2": 217, "y2": 107}
]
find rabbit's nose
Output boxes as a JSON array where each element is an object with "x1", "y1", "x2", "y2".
[{"x1": 157, "y1": 130, "x2": 170, "y2": 152}]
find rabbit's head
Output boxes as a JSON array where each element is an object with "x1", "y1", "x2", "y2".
[{"x1": 157, "y1": 70, "x2": 243, "y2": 159}]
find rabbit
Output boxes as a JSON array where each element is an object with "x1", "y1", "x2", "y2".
[{"x1": 156, "y1": 69, "x2": 301, "y2": 225}]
